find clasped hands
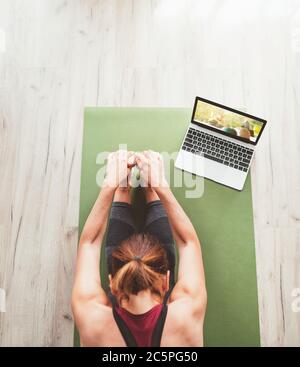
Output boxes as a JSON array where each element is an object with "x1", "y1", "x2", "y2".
[{"x1": 103, "y1": 150, "x2": 168, "y2": 190}]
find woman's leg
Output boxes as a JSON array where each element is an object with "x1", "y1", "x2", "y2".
[
  {"x1": 105, "y1": 188, "x2": 135, "y2": 275},
  {"x1": 143, "y1": 188, "x2": 176, "y2": 289}
]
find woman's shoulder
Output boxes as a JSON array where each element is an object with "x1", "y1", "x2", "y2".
[
  {"x1": 168, "y1": 295, "x2": 206, "y2": 319},
  {"x1": 76, "y1": 303, "x2": 126, "y2": 347},
  {"x1": 161, "y1": 298, "x2": 205, "y2": 346}
]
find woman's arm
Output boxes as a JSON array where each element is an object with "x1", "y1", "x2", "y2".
[
  {"x1": 72, "y1": 150, "x2": 133, "y2": 310},
  {"x1": 135, "y1": 151, "x2": 206, "y2": 309},
  {"x1": 155, "y1": 185, "x2": 206, "y2": 306},
  {"x1": 72, "y1": 185, "x2": 116, "y2": 307}
]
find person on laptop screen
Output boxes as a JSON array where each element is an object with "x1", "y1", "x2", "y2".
[
  {"x1": 194, "y1": 99, "x2": 263, "y2": 142},
  {"x1": 72, "y1": 150, "x2": 206, "y2": 347}
]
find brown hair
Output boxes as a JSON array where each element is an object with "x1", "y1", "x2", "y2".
[{"x1": 110, "y1": 233, "x2": 169, "y2": 304}]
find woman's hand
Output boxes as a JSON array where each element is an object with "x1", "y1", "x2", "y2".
[
  {"x1": 135, "y1": 150, "x2": 169, "y2": 189},
  {"x1": 103, "y1": 150, "x2": 135, "y2": 189}
]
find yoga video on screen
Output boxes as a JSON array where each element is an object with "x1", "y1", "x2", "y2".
[{"x1": 194, "y1": 100, "x2": 264, "y2": 142}]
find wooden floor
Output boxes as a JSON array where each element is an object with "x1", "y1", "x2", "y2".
[{"x1": 0, "y1": 0, "x2": 300, "y2": 346}]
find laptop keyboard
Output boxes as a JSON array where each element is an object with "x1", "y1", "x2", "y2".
[{"x1": 182, "y1": 127, "x2": 253, "y2": 172}]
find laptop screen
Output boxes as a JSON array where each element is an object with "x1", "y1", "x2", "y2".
[{"x1": 192, "y1": 97, "x2": 266, "y2": 145}]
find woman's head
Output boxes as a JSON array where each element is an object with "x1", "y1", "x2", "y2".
[{"x1": 109, "y1": 233, "x2": 169, "y2": 304}]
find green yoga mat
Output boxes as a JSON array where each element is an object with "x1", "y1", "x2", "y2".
[{"x1": 74, "y1": 107, "x2": 260, "y2": 347}]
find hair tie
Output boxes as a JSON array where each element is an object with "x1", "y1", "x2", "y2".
[{"x1": 133, "y1": 255, "x2": 142, "y2": 262}]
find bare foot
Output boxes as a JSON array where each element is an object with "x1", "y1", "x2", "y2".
[{"x1": 127, "y1": 153, "x2": 136, "y2": 168}]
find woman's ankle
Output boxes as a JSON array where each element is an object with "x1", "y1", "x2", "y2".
[
  {"x1": 144, "y1": 187, "x2": 159, "y2": 203},
  {"x1": 114, "y1": 187, "x2": 132, "y2": 204}
]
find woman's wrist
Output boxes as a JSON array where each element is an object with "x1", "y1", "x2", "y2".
[
  {"x1": 102, "y1": 178, "x2": 118, "y2": 192},
  {"x1": 153, "y1": 178, "x2": 170, "y2": 194}
]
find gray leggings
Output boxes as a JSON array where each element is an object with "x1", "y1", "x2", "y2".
[{"x1": 105, "y1": 200, "x2": 176, "y2": 288}]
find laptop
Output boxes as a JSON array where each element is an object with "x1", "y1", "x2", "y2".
[{"x1": 175, "y1": 97, "x2": 267, "y2": 190}]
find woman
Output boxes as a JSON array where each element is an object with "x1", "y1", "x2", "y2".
[{"x1": 72, "y1": 150, "x2": 207, "y2": 347}]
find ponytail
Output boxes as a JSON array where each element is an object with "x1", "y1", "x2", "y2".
[{"x1": 110, "y1": 233, "x2": 169, "y2": 304}]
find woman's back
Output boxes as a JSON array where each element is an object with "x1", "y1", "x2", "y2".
[
  {"x1": 77, "y1": 297, "x2": 205, "y2": 347},
  {"x1": 114, "y1": 303, "x2": 164, "y2": 347}
]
